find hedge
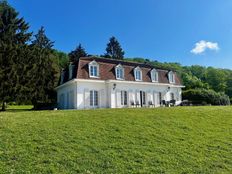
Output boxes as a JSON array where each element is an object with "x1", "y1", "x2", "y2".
[{"x1": 182, "y1": 89, "x2": 230, "y2": 106}]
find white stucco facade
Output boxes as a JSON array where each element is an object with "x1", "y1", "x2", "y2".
[{"x1": 56, "y1": 79, "x2": 184, "y2": 110}]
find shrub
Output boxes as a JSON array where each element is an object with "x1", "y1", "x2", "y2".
[{"x1": 182, "y1": 89, "x2": 230, "y2": 106}]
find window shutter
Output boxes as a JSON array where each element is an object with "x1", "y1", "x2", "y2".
[
  {"x1": 116, "y1": 90, "x2": 121, "y2": 108},
  {"x1": 146, "y1": 90, "x2": 151, "y2": 105},
  {"x1": 135, "y1": 90, "x2": 140, "y2": 104},
  {"x1": 128, "y1": 90, "x2": 134, "y2": 106},
  {"x1": 149, "y1": 92, "x2": 152, "y2": 104},
  {"x1": 69, "y1": 91, "x2": 74, "y2": 109},
  {"x1": 84, "y1": 89, "x2": 90, "y2": 109},
  {"x1": 99, "y1": 89, "x2": 105, "y2": 108},
  {"x1": 65, "y1": 92, "x2": 70, "y2": 109},
  {"x1": 153, "y1": 92, "x2": 159, "y2": 107}
]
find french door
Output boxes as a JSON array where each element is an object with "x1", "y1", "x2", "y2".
[
  {"x1": 90, "y1": 90, "x2": 99, "y2": 107},
  {"x1": 121, "y1": 91, "x2": 128, "y2": 106},
  {"x1": 140, "y1": 91, "x2": 146, "y2": 107}
]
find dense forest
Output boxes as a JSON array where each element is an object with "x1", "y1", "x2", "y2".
[{"x1": 0, "y1": 0, "x2": 231, "y2": 110}]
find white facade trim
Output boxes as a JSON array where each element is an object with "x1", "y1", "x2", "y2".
[
  {"x1": 56, "y1": 78, "x2": 185, "y2": 90},
  {"x1": 55, "y1": 79, "x2": 77, "y2": 90},
  {"x1": 106, "y1": 79, "x2": 185, "y2": 88},
  {"x1": 56, "y1": 78, "x2": 184, "y2": 110}
]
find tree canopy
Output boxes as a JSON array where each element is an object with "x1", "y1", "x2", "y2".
[
  {"x1": 126, "y1": 57, "x2": 232, "y2": 101},
  {"x1": 105, "y1": 36, "x2": 125, "y2": 59},
  {"x1": 68, "y1": 44, "x2": 87, "y2": 62},
  {"x1": 0, "y1": 0, "x2": 31, "y2": 110}
]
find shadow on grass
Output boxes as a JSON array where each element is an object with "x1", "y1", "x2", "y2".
[
  {"x1": 2, "y1": 105, "x2": 34, "y2": 112},
  {"x1": 5, "y1": 108, "x2": 33, "y2": 112}
]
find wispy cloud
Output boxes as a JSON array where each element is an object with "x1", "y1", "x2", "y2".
[{"x1": 191, "y1": 40, "x2": 219, "y2": 54}]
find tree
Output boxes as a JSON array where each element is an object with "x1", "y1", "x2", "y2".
[
  {"x1": 28, "y1": 27, "x2": 57, "y2": 107},
  {"x1": 0, "y1": 0, "x2": 31, "y2": 111},
  {"x1": 181, "y1": 73, "x2": 209, "y2": 90},
  {"x1": 205, "y1": 67, "x2": 227, "y2": 92},
  {"x1": 188, "y1": 65, "x2": 207, "y2": 81},
  {"x1": 68, "y1": 44, "x2": 87, "y2": 62},
  {"x1": 105, "y1": 36, "x2": 124, "y2": 59},
  {"x1": 50, "y1": 49, "x2": 69, "y2": 88},
  {"x1": 53, "y1": 50, "x2": 69, "y2": 69}
]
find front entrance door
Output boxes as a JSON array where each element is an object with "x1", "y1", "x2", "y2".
[{"x1": 140, "y1": 91, "x2": 146, "y2": 107}]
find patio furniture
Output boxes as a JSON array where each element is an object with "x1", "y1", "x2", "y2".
[
  {"x1": 170, "y1": 100, "x2": 176, "y2": 106},
  {"x1": 130, "y1": 101, "x2": 135, "y2": 107},
  {"x1": 135, "y1": 100, "x2": 140, "y2": 107},
  {"x1": 148, "y1": 101, "x2": 154, "y2": 107}
]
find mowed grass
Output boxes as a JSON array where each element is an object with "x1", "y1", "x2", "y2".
[{"x1": 1, "y1": 107, "x2": 232, "y2": 173}]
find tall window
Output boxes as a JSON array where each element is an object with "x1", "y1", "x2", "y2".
[
  {"x1": 168, "y1": 71, "x2": 175, "y2": 83},
  {"x1": 159, "y1": 92, "x2": 162, "y2": 104},
  {"x1": 89, "y1": 60, "x2": 99, "y2": 78},
  {"x1": 115, "y1": 64, "x2": 124, "y2": 80},
  {"x1": 142, "y1": 91, "x2": 146, "y2": 105},
  {"x1": 134, "y1": 67, "x2": 142, "y2": 81},
  {"x1": 170, "y1": 93, "x2": 175, "y2": 100},
  {"x1": 121, "y1": 91, "x2": 128, "y2": 106},
  {"x1": 90, "y1": 90, "x2": 98, "y2": 107},
  {"x1": 151, "y1": 69, "x2": 158, "y2": 82}
]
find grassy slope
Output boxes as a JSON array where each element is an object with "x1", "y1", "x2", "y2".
[{"x1": 0, "y1": 107, "x2": 232, "y2": 173}]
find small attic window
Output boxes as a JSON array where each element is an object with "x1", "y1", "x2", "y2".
[
  {"x1": 151, "y1": 69, "x2": 158, "y2": 82},
  {"x1": 88, "y1": 60, "x2": 99, "y2": 78},
  {"x1": 168, "y1": 71, "x2": 175, "y2": 83},
  {"x1": 134, "y1": 66, "x2": 142, "y2": 81},
  {"x1": 115, "y1": 64, "x2": 124, "y2": 80}
]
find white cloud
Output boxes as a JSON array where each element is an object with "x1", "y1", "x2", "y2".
[{"x1": 191, "y1": 40, "x2": 219, "y2": 54}]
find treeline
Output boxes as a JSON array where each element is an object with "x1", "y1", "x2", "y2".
[
  {"x1": 125, "y1": 58, "x2": 231, "y2": 105},
  {"x1": 0, "y1": 1, "x2": 60, "y2": 110}
]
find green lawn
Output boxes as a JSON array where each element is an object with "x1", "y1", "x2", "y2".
[{"x1": 1, "y1": 107, "x2": 232, "y2": 173}]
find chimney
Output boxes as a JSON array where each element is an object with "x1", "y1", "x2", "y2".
[{"x1": 69, "y1": 62, "x2": 75, "y2": 80}]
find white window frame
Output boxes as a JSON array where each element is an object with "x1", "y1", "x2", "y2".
[
  {"x1": 115, "y1": 64, "x2": 124, "y2": 80},
  {"x1": 88, "y1": 60, "x2": 99, "y2": 78},
  {"x1": 134, "y1": 66, "x2": 142, "y2": 81},
  {"x1": 151, "y1": 69, "x2": 159, "y2": 82},
  {"x1": 168, "y1": 71, "x2": 175, "y2": 84},
  {"x1": 121, "y1": 91, "x2": 128, "y2": 106},
  {"x1": 170, "y1": 92, "x2": 175, "y2": 100},
  {"x1": 90, "y1": 90, "x2": 99, "y2": 107}
]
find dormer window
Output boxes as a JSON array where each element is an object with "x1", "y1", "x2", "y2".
[
  {"x1": 151, "y1": 69, "x2": 158, "y2": 82},
  {"x1": 168, "y1": 71, "x2": 175, "y2": 83},
  {"x1": 115, "y1": 64, "x2": 124, "y2": 80},
  {"x1": 89, "y1": 60, "x2": 99, "y2": 78},
  {"x1": 134, "y1": 66, "x2": 142, "y2": 81}
]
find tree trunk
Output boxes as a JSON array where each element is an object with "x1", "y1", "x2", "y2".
[{"x1": 1, "y1": 102, "x2": 6, "y2": 111}]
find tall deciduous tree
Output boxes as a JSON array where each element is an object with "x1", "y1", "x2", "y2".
[
  {"x1": 68, "y1": 44, "x2": 87, "y2": 62},
  {"x1": 0, "y1": 0, "x2": 31, "y2": 111},
  {"x1": 105, "y1": 36, "x2": 124, "y2": 59}
]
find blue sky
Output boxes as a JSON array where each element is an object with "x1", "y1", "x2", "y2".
[{"x1": 9, "y1": 0, "x2": 232, "y2": 69}]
